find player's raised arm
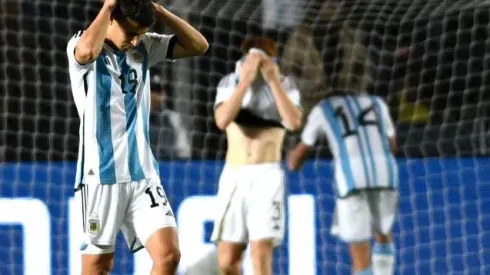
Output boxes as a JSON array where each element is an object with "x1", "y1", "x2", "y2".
[
  {"x1": 260, "y1": 58, "x2": 302, "y2": 131},
  {"x1": 214, "y1": 53, "x2": 264, "y2": 130},
  {"x1": 152, "y1": 3, "x2": 208, "y2": 59},
  {"x1": 287, "y1": 106, "x2": 323, "y2": 171},
  {"x1": 74, "y1": 0, "x2": 117, "y2": 65}
]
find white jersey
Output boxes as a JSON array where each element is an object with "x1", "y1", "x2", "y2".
[
  {"x1": 67, "y1": 31, "x2": 175, "y2": 185},
  {"x1": 301, "y1": 94, "x2": 398, "y2": 197},
  {"x1": 214, "y1": 72, "x2": 301, "y2": 127}
]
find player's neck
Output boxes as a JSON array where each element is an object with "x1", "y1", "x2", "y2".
[{"x1": 104, "y1": 38, "x2": 124, "y2": 54}]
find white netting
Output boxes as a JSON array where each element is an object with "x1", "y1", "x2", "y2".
[{"x1": 0, "y1": 0, "x2": 489, "y2": 274}]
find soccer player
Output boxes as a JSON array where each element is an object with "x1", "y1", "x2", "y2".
[
  {"x1": 210, "y1": 36, "x2": 302, "y2": 275},
  {"x1": 287, "y1": 91, "x2": 398, "y2": 275},
  {"x1": 66, "y1": 0, "x2": 208, "y2": 273}
]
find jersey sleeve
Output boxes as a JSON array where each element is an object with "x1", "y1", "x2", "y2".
[
  {"x1": 214, "y1": 74, "x2": 237, "y2": 110},
  {"x1": 66, "y1": 31, "x2": 94, "y2": 73},
  {"x1": 141, "y1": 32, "x2": 177, "y2": 67},
  {"x1": 376, "y1": 97, "x2": 395, "y2": 137},
  {"x1": 283, "y1": 76, "x2": 301, "y2": 108},
  {"x1": 300, "y1": 105, "x2": 324, "y2": 146}
]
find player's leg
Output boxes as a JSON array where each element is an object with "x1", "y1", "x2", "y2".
[
  {"x1": 247, "y1": 164, "x2": 285, "y2": 275},
  {"x1": 249, "y1": 240, "x2": 274, "y2": 275},
  {"x1": 124, "y1": 178, "x2": 180, "y2": 275},
  {"x1": 74, "y1": 183, "x2": 127, "y2": 274},
  {"x1": 372, "y1": 232, "x2": 395, "y2": 275},
  {"x1": 145, "y1": 227, "x2": 181, "y2": 275},
  {"x1": 210, "y1": 166, "x2": 248, "y2": 274},
  {"x1": 217, "y1": 242, "x2": 247, "y2": 275},
  {"x1": 81, "y1": 246, "x2": 115, "y2": 275},
  {"x1": 334, "y1": 191, "x2": 374, "y2": 275},
  {"x1": 369, "y1": 190, "x2": 398, "y2": 275},
  {"x1": 348, "y1": 242, "x2": 372, "y2": 274}
]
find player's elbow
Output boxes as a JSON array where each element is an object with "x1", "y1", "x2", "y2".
[
  {"x1": 284, "y1": 109, "x2": 302, "y2": 132},
  {"x1": 189, "y1": 37, "x2": 209, "y2": 56},
  {"x1": 285, "y1": 118, "x2": 302, "y2": 132},
  {"x1": 214, "y1": 108, "x2": 232, "y2": 131},
  {"x1": 74, "y1": 45, "x2": 97, "y2": 64},
  {"x1": 214, "y1": 116, "x2": 230, "y2": 131},
  {"x1": 196, "y1": 38, "x2": 209, "y2": 55}
]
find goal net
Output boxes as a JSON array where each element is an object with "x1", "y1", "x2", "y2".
[{"x1": 0, "y1": 0, "x2": 489, "y2": 274}]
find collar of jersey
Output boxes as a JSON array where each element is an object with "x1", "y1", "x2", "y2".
[{"x1": 104, "y1": 39, "x2": 125, "y2": 58}]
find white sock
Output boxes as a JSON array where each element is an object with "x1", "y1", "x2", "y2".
[
  {"x1": 355, "y1": 265, "x2": 374, "y2": 275},
  {"x1": 372, "y1": 242, "x2": 395, "y2": 275}
]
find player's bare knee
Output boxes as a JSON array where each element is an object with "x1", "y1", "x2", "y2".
[
  {"x1": 82, "y1": 255, "x2": 113, "y2": 275},
  {"x1": 217, "y1": 251, "x2": 241, "y2": 274},
  {"x1": 250, "y1": 240, "x2": 273, "y2": 272},
  {"x1": 218, "y1": 261, "x2": 241, "y2": 275},
  {"x1": 153, "y1": 248, "x2": 181, "y2": 271},
  {"x1": 250, "y1": 240, "x2": 273, "y2": 258},
  {"x1": 348, "y1": 242, "x2": 371, "y2": 270},
  {"x1": 250, "y1": 248, "x2": 271, "y2": 266},
  {"x1": 218, "y1": 253, "x2": 239, "y2": 268},
  {"x1": 217, "y1": 242, "x2": 244, "y2": 272}
]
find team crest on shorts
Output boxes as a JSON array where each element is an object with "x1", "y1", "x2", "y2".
[{"x1": 88, "y1": 217, "x2": 100, "y2": 236}]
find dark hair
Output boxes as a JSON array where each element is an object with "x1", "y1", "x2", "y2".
[
  {"x1": 113, "y1": 0, "x2": 155, "y2": 28},
  {"x1": 240, "y1": 36, "x2": 278, "y2": 57}
]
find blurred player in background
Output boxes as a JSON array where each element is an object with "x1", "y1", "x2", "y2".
[
  {"x1": 211, "y1": 36, "x2": 302, "y2": 275},
  {"x1": 66, "y1": 0, "x2": 208, "y2": 273},
  {"x1": 287, "y1": 90, "x2": 398, "y2": 275},
  {"x1": 149, "y1": 68, "x2": 192, "y2": 159}
]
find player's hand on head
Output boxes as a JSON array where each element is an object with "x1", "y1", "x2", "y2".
[
  {"x1": 104, "y1": 0, "x2": 118, "y2": 10},
  {"x1": 239, "y1": 53, "x2": 263, "y2": 85},
  {"x1": 152, "y1": 1, "x2": 163, "y2": 10},
  {"x1": 260, "y1": 58, "x2": 280, "y2": 83}
]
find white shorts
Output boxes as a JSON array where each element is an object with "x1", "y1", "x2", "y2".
[
  {"x1": 210, "y1": 163, "x2": 285, "y2": 246},
  {"x1": 74, "y1": 177, "x2": 176, "y2": 254},
  {"x1": 331, "y1": 189, "x2": 398, "y2": 243}
]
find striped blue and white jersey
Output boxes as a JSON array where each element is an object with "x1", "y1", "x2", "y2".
[
  {"x1": 67, "y1": 31, "x2": 175, "y2": 185},
  {"x1": 301, "y1": 94, "x2": 398, "y2": 197}
]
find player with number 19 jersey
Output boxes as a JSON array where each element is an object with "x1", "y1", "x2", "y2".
[
  {"x1": 68, "y1": 31, "x2": 174, "y2": 186},
  {"x1": 67, "y1": 30, "x2": 177, "y2": 254}
]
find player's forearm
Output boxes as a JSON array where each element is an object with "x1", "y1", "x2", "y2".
[
  {"x1": 268, "y1": 79, "x2": 302, "y2": 131},
  {"x1": 153, "y1": 5, "x2": 208, "y2": 55},
  {"x1": 287, "y1": 143, "x2": 309, "y2": 171},
  {"x1": 214, "y1": 82, "x2": 249, "y2": 130},
  {"x1": 75, "y1": 5, "x2": 114, "y2": 64}
]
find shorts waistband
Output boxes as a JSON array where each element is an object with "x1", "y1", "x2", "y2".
[{"x1": 223, "y1": 162, "x2": 282, "y2": 172}]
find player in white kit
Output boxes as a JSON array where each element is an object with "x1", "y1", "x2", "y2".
[
  {"x1": 287, "y1": 91, "x2": 398, "y2": 275},
  {"x1": 66, "y1": 0, "x2": 208, "y2": 273},
  {"x1": 210, "y1": 37, "x2": 302, "y2": 275}
]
